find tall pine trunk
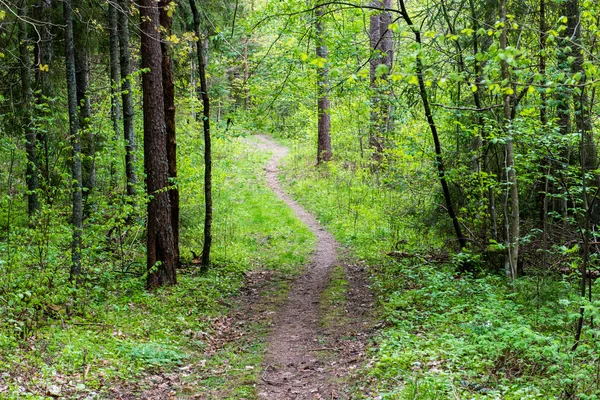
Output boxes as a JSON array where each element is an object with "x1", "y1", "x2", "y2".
[
  {"x1": 159, "y1": 0, "x2": 180, "y2": 267},
  {"x1": 108, "y1": 3, "x2": 120, "y2": 145},
  {"x1": 64, "y1": 0, "x2": 83, "y2": 280},
  {"x1": 316, "y1": 4, "x2": 332, "y2": 164},
  {"x1": 33, "y1": 0, "x2": 52, "y2": 198},
  {"x1": 73, "y1": 1, "x2": 94, "y2": 207},
  {"x1": 189, "y1": 0, "x2": 213, "y2": 269},
  {"x1": 500, "y1": 0, "x2": 519, "y2": 279},
  {"x1": 19, "y1": 3, "x2": 39, "y2": 216},
  {"x1": 369, "y1": 0, "x2": 383, "y2": 156},
  {"x1": 140, "y1": 0, "x2": 177, "y2": 288},
  {"x1": 379, "y1": 0, "x2": 393, "y2": 132},
  {"x1": 118, "y1": 0, "x2": 137, "y2": 196}
]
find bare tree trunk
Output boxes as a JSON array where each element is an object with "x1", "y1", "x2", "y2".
[
  {"x1": 500, "y1": 0, "x2": 519, "y2": 279},
  {"x1": 399, "y1": 0, "x2": 468, "y2": 255},
  {"x1": 379, "y1": 0, "x2": 393, "y2": 132},
  {"x1": 566, "y1": 0, "x2": 598, "y2": 175},
  {"x1": 316, "y1": 4, "x2": 332, "y2": 164},
  {"x1": 19, "y1": 3, "x2": 39, "y2": 216},
  {"x1": 140, "y1": 0, "x2": 177, "y2": 288},
  {"x1": 33, "y1": 0, "x2": 52, "y2": 197},
  {"x1": 190, "y1": 0, "x2": 213, "y2": 269},
  {"x1": 73, "y1": 1, "x2": 94, "y2": 207},
  {"x1": 64, "y1": 0, "x2": 83, "y2": 280},
  {"x1": 118, "y1": 0, "x2": 137, "y2": 196},
  {"x1": 243, "y1": 37, "x2": 250, "y2": 110},
  {"x1": 108, "y1": 2, "x2": 121, "y2": 143},
  {"x1": 539, "y1": 0, "x2": 549, "y2": 270},
  {"x1": 108, "y1": 1, "x2": 121, "y2": 182},
  {"x1": 159, "y1": 0, "x2": 180, "y2": 267},
  {"x1": 369, "y1": 0, "x2": 383, "y2": 156}
]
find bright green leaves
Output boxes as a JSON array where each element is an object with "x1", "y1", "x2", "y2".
[
  {"x1": 375, "y1": 64, "x2": 389, "y2": 78},
  {"x1": 310, "y1": 57, "x2": 327, "y2": 68}
]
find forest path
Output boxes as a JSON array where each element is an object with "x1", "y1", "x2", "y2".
[{"x1": 254, "y1": 135, "x2": 342, "y2": 399}]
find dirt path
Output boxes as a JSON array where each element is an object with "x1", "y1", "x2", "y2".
[{"x1": 254, "y1": 135, "x2": 342, "y2": 399}]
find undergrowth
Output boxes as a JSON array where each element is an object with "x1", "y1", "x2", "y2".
[
  {"x1": 278, "y1": 131, "x2": 600, "y2": 399},
  {"x1": 0, "y1": 134, "x2": 314, "y2": 399}
]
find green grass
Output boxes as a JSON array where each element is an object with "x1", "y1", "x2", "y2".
[
  {"x1": 0, "y1": 134, "x2": 314, "y2": 399},
  {"x1": 277, "y1": 133, "x2": 600, "y2": 399}
]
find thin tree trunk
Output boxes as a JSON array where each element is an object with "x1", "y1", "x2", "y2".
[
  {"x1": 190, "y1": 0, "x2": 213, "y2": 269},
  {"x1": 159, "y1": 0, "x2": 180, "y2": 267},
  {"x1": 33, "y1": 0, "x2": 52, "y2": 197},
  {"x1": 369, "y1": 0, "x2": 383, "y2": 156},
  {"x1": 140, "y1": 0, "x2": 177, "y2": 288},
  {"x1": 19, "y1": 3, "x2": 39, "y2": 216},
  {"x1": 64, "y1": 0, "x2": 83, "y2": 280},
  {"x1": 118, "y1": 0, "x2": 137, "y2": 196},
  {"x1": 108, "y1": 2, "x2": 120, "y2": 144},
  {"x1": 73, "y1": 1, "x2": 94, "y2": 207},
  {"x1": 243, "y1": 37, "x2": 250, "y2": 110},
  {"x1": 500, "y1": 0, "x2": 519, "y2": 279},
  {"x1": 379, "y1": 0, "x2": 393, "y2": 132},
  {"x1": 316, "y1": 5, "x2": 332, "y2": 164},
  {"x1": 566, "y1": 0, "x2": 598, "y2": 175},
  {"x1": 399, "y1": 0, "x2": 468, "y2": 254},
  {"x1": 540, "y1": 0, "x2": 549, "y2": 270}
]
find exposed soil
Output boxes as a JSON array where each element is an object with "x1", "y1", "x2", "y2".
[
  {"x1": 93, "y1": 135, "x2": 377, "y2": 399},
  {"x1": 254, "y1": 135, "x2": 376, "y2": 399}
]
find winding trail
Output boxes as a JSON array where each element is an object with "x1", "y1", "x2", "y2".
[{"x1": 254, "y1": 135, "x2": 340, "y2": 399}]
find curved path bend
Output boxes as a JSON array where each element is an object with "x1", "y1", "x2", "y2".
[{"x1": 254, "y1": 135, "x2": 340, "y2": 399}]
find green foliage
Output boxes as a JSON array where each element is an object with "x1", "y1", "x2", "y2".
[{"x1": 279, "y1": 135, "x2": 600, "y2": 398}]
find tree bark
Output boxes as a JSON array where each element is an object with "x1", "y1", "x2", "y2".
[
  {"x1": 369, "y1": 0, "x2": 383, "y2": 156},
  {"x1": 73, "y1": 0, "x2": 95, "y2": 206},
  {"x1": 33, "y1": 0, "x2": 52, "y2": 196},
  {"x1": 379, "y1": 0, "x2": 393, "y2": 132},
  {"x1": 19, "y1": 3, "x2": 39, "y2": 216},
  {"x1": 64, "y1": 0, "x2": 83, "y2": 280},
  {"x1": 109, "y1": 2, "x2": 121, "y2": 144},
  {"x1": 316, "y1": 5, "x2": 332, "y2": 164},
  {"x1": 243, "y1": 37, "x2": 250, "y2": 110},
  {"x1": 500, "y1": 0, "x2": 519, "y2": 279},
  {"x1": 140, "y1": 0, "x2": 177, "y2": 288},
  {"x1": 118, "y1": 0, "x2": 137, "y2": 196},
  {"x1": 159, "y1": 0, "x2": 180, "y2": 267},
  {"x1": 399, "y1": 0, "x2": 468, "y2": 255},
  {"x1": 190, "y1": 0, "x2": 213, "y2": 269}
]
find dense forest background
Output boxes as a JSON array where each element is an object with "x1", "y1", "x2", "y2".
[{"x1": 2, "y1": 0, "x2": 600, "y2": 398}]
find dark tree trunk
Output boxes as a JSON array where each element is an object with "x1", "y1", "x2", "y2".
[
  {"x1": 19, "y1": 3, "x2": 39, "y2": 216},
  {"x1": 399, "y1": 0, "x2": 468, "y2": 255},
  {"x1": 64, "y1": 0, "x2": 83, "y2": 280},
  {"x1": 140, "y1": 0, "x2": 177, "y2": 288},
  {"x1": 33, "y1": 0, "x2": 52, "y2": 195},
  {"x1": 565, "y1": 0, "x2": 597, "y2": 174},
  {"x1": 539, "y1": 0, "x2": 549, "y2": 269},
  {"x1": 73, "y1": 0, "x2": 95, "y2": 206},
  {"x1": 539, "y1": 0, "x2": 547, "y2": 127},
  {"x1": 500, "y1": 0, "x2": 519, "y2": 279},
  {"x1": 316, "y1": 5, "x2": 332, "y2": 164},
  {"x1": 190, "y1": 0, "x2": 213, "y2": 269},
  {"x1": 108, "y1": 2, "x2": 121, "y2": 144},
  {"x1": 118, "y1": 0, "x2": 137, "y2": 196},
  {"x1": 159, "y1": 0, "x2": 180, "y2": 267}
]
